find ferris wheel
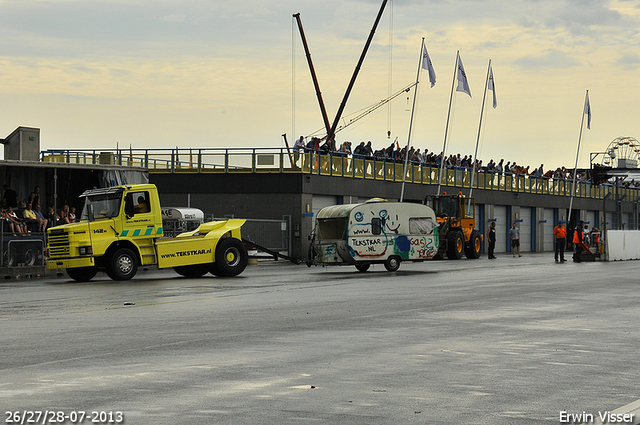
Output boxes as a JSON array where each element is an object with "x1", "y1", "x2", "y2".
[{"x1": 603, "y1": 137, "x2": 640, "y2": 168}]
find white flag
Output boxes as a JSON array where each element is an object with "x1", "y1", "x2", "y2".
[
  {"x1": 422, "y1": 44, "x2": 436, "y2": 88},
  {"x1": 584, "y1": 92, "x2": 591, "y2": 129},
  {"x1": 488, "y1": 65, "x2": 497, "y2": 108},
  {"x1": 456, "y1": 55, "x2": 471, "y2": 97}
]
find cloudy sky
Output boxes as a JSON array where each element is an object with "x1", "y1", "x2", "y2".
[{"x1": 1, "y1": 0, "x2": 639, "y2": 170}]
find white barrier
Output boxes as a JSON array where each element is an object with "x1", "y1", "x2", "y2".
[{"x1": 606, "y1": 230, "x2": 640, "y2": 261}]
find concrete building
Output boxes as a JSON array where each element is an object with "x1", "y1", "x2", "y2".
[{"x1": 14, "y1": 142, "x2": 636, "y2": 262}]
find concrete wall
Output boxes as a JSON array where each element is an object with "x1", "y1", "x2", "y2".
[{"x1": 3, "y1": 127, "x2": 40, "y2": 161}]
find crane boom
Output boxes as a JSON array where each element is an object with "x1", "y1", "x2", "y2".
[
  {"x1": 326, "y1": 0, "x2": 388, "y2": 145},
  {"x1": 292, "y1": 13, "x2": 332, "y2": 138}
]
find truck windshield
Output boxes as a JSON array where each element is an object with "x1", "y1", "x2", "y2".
[
  {"x1": 433, "y1": 197, "x2": 458, "y2": 217},
  {"x1": 81, "y1": 193, "x2": 122, "y2": 220}
]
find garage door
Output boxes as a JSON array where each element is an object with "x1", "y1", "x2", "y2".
[
  {"x1": 494, "y1": 205, "x2": 508, "y2": 253},
  {"x1": 312, "y1": 195, "x2": 338, "y2": 216},
  {"x1": 519, "y1": 207, "x2": 532, "y2": 252},
  {"x1": 606, "y1": 212, "x2": 616, "y2": 230},
  {"x1": 584, "y1": 211, "x2": 596, "y2": 228}
]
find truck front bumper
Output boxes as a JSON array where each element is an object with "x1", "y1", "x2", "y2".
[{"x1": 47, "y1": 256, "x2": 96, "y2": 270}]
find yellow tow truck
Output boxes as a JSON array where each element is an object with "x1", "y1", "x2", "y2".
[{"x1": 47, "y1": 183, "x2": 248, "y2": 281}]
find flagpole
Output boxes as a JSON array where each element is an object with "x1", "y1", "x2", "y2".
[
  {"x1": 400, "y1": 38, "x2": 425, "y2": 202},
  {"x1": 469, "y1": 60, "x2": 491, "y2": 201},
  {"x1": 437, "y1": 50, "x2": 460, "y2": 195},
  {"x1": 568, "y1": 90, "x2": 589, "y2": 223}
]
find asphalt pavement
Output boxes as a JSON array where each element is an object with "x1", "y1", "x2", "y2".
[{"x1": 1, "y1": 253, "x2": 639, "y2": 425}]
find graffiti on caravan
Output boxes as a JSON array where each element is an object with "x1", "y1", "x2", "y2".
[
  {"x1": 309, "y1": 199, "x2": 440, "y2": 271},
  {"x1": 346, "y1": 206, "x2": 439, "y2": 259},
  {"x1": 350, "y1": 237, "x2": 386, "y2": 255}
]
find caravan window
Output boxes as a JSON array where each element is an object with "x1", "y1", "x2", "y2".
[
  {"x1": 371, "y1": 218, "x2": 382, "y2": 235},
  {"x1": 409, "y1": 217, "x2": 436, "y2": 235},
  {"x1": 317, "y1": 218, "x2": 348, "y2": 240}
]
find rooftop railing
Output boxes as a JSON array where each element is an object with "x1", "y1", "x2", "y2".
[{"x1": 40, "y1": 147, "x2": 639, "y2": 201}]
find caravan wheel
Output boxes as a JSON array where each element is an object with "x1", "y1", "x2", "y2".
[
  {"x1": 355, "y1": 264, "x2": 370, "y2": 272},
  {"x1": 384, "y1": 256, "x2": 401, "y2": 272}
]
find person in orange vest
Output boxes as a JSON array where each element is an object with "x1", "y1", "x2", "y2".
[
  {"x1": 573, "y1": 220, "x2": 584, "y2": 262},
  {"x1": 553, "y1": 221, "x2": 567, "y2": 262}
]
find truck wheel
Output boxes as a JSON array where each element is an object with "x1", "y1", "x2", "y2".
[
  {"x1": 107, "y1": 248, "x2": 138, "y2": 281},
  {"x1": 174, "y1": 264, "x2": 208, "y2": 278},
  {"x1": 355, "y1": 264, "x2": 370, "y2": 272},
  {"x1": 214, "y1": 238, "x2": 248, "y2": 277},
  {"x1": 66, "y1": 266, "x2": 98, "y2": 282},
  {"x1": 446, "y1": 230, "x2": 464, "y2": 260},
  {"x1": 465, "y1": 230, "x2": 482, "y2": 259},
  {"x1": 384, "y1": 256, "x2": 401, "y2": 272},
  {"x1": 207, "y1": 262, "x2": 222, "y2": 277}
]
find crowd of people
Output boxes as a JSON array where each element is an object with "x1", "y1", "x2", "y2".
[
  {"x1": 294, "y1": 135, "x2": 595, "y2": 182},
  {"x1": 0, "y1": 184, "x2": 78, "y2": 236}
]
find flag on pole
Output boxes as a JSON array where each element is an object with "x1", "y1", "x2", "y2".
[
  {"x1": 456, "y1": 55, "x2": 471, "y2": 97},
  {"x1": 422, "y1": 44, "x2": 436, "y2": 88},
  {"x1": 488, "y1": 65, "x2": 497, "y2": 108},
  {"x1": 585, "y1": 92, "x2": 591, "y2": 129}
]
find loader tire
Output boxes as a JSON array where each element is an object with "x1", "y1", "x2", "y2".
[
  {"x1": 446, "y1": 230, "x2": 464, "y2": 260},
  {"x1": 465, "y1": 230, "x2": 482, "y2": 259}
]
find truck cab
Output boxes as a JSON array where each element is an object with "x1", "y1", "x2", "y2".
[{"x1": 47, "y1": 184, "x2": 247, "y2": 282}]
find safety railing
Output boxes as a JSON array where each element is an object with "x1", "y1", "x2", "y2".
[{"x1": 40, "y1": 148, "x2": 640, "y2": 201}]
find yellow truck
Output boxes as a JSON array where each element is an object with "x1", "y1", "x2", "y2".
[{"x1": 47, "y1": 184, "x2": 248, "y2": 282}]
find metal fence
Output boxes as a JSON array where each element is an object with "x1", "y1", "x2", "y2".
[
  {"x1": 40, "y1": 147, "x2": 640, "y2": 202},
  {"x1": 0, "y1": 232, "x2": 46, "y2": 267},
  {"x1": 208, "y1": 215, "x2": 291, "y2": 256}
]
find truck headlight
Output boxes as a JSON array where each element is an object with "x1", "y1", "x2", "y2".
[{"x1": 79, "y1": 246, "x2": 93, "y2": 255}]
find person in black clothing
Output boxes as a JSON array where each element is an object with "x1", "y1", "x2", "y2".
[
  {"x1": 2, "y1": 184, "x2": 18, "y2": 208},
  {"x1": 487, "y1": 221, "x2": 497, "y2": 259},
  {"x1": 363, "y1": 141, "x2": 374, "y2": 158},
  {"x1": 353, "y1": 142, "x2": 365, "y2": 157},
  {"x1": 45, "y1": 206, "x2": 57, "y2": 229},
  {"x1": 27, "y1": 186, "x2": 40, "y2": 209},
  {"x1": 386, "y1": 143, "x2": 395, "y2": 159}
]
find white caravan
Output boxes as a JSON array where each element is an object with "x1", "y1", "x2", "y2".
[{"x1": 308, "y1": 199, "x2": 439, "y2": 272}]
